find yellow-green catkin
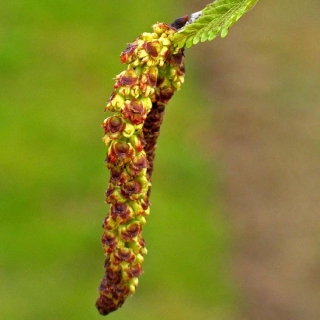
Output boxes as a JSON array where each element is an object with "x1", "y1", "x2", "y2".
[{"x1": 96, "y1": 22, "x2": 186, "y2": 315}]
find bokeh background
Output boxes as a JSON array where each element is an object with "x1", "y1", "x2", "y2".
[{"x1": 1, "y1": 1, "x2": 319, "y2": 319}]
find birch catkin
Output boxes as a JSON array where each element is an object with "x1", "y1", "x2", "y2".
[
  {"x1": 96, "y1": 22, "x2": 186, "y2": 315},
  {"x1": 95, "y1": 0, "x2": 261, "y2": 314}
]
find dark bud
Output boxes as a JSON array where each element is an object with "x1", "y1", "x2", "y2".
[{"x1": 170, "y1": 15, "x2": 189, "y2": 30}]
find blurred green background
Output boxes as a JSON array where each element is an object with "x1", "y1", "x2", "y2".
[{"x1": 1, "y1": 1, "x2": 233, "y2": 319}]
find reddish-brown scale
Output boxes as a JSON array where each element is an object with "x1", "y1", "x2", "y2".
[
  {"x1": 132, "y1": 154, "x2": 149, "y2": 169},
  {"x1": 96, "y1": 295, "x2": 118, "y2": 315},
  {"x1": 121, "y1": 222, "x2": 141, "y2": 241},
  {"x1": 102, "y1": 217, "x2": 112, "y2": 231},
  {"x1": 103, "y1": 116, "x2": 125, "y2": 134},
  {"x1": 145, "y1": 70, "x2": 157, "y2": 87},
  {"x1": 113, "y1": 141, "x2": 132, "y2": 157},
  {"x1": 120, "y1": 43, "x2": 138, "y2": 63},
  {"x1": 105, "y1": 185, "x2": 115, "y2": 199},
  {"x1": 106, "y1": 188, "x2": 126, "y2": 205},
  {"x1": 103, "y1": 246, "x2": 116, "y2": 255},
  {"x1": 159, "y1": 87, "x2": 174, "y2": 102},
  {"x1": 113, "y1": 284, "x2": 129, "y2": 297},
  {"x1": 110, "y1": 203, "x2": 131, "y2": 223},
  {"x1": 103, "y1": 247, "x2": 115, "y2": 255},
  {"x1": 128, "y1": 154, "x2": 149, "y2": 176},
  {"x1": 109, "y1": 141, "x2": 134, "y2": 162},
  {"x1": 110, "y1": 166, "x2": 130, "y2": 184},
  {"x1": 122, "y1": 100, "x2": 146, "y2": 125},
  {"x1": 101, "y1": 232, "x2": 118, "y2": 253},
  {"x1": 144, "y1": 41, "x2": 160, "y2": 58},
  {"x1": 114, "y1": 248, "x2": 135, "y2": 263},
  {"x1": 106, "y1": 153, "x2": 117, "y2": 164},
  {"x1": 156, "y1": 77, "x2": 165, "y2": 87},
  {"x1": 120, "y1": 180, "x2": 142, "y2": 199},
  {"x1": 106, "y1": 268, "x2": 122, "y2": 285},
  {"x1": 98, "y1": 277, "x2": 109, "y2": 291},
  {"x1": 126, "y1": 264, "x2": 143, "y2": 278},
  {"x1": 138, "y1": 236, "x2": 146, "y2": 248},
  {"x1": 105, "y1": 185, "x2": 124, "y2": 204},
  {"x1": 169, "y1": 53, "x2": 185, "y2": 69},
  {"x1": 119, "y1": 69, "x2": 139, "y2": 86},
  {"x1": 140, "y1": 195, "x2": 150, "y2": 210}
]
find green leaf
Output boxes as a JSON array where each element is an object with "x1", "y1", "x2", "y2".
[{"x1": 172, "y1": 0, "x2": 259, "y2": 48}]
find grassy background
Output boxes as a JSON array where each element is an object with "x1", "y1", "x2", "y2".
[{"x1": 0, "y1": 1, "x2": 235, "y2": 319}]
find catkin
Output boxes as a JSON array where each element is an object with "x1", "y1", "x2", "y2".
[{"x1": 96, "y1": 22, "x2": 185, "y2": 315}]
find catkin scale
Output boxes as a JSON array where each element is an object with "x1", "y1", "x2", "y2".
[{"x1": 96, "y1": 21, "x2": 186, "y2": 316}]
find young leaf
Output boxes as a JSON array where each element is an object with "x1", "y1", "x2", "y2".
[{"x1": 172, "y1": 0, "x2": 259, "y2": 48}]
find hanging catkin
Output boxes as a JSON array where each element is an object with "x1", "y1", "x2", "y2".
[{"x1": 96, "y1": 21, "x2": 186, "y2": 315}]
